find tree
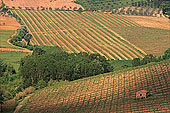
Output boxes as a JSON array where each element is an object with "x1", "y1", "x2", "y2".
[
  {"x1": 24, "y1": 33, "x2": 32, "y2": 45},
  {"x1": 141, "y1": 54, "x2": 154, "y2": 65},
  {"x1": 0, "y1": 59, "x2": 3, "y2": 77},
  {"x1": 132, "y1": 58, "x2": 141, "y2": 67},
  {"x1": 163, "y1": 48, "x2": 170, "y2": 60},
  {"x1": 20, "y1": 25, "x2": 28, "y2": 33},
  {"x1": 32, "y1": 47, "x2": 46, "y2": 56},
  {"x1": 36, "y1": 80, "x2": 47, "y2": 89},
  {"x1": 0, "y1": 88, "x2": 4, "y2": 112},
  {"x1": 0, "y1": 59, "x2": 16, "y2": 77},
  {"x1": 78, "y1": 7, "x2": 83, "y2": 13},
  {"x1": 17, "y1": 29, "x2": 26, "y2": 39},
  {"x1": 20, "y1": 51, "x2": 113, "y2": 87},
  {"x1": 160, "y1": 1, "x2": 170, "y2": 17}
]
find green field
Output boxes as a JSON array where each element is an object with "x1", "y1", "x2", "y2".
[
  {"x1": 0, "y1": 51, "x2": 30, "y2": 70},
  {"x1": 0, "y1": 30, "x2": 18, "y2": 49},
  {"x1": 0, "y1": 30, "x2": 31, "y2": 71},
  {"x1": 111, "y1": 26, "x2": 170, "y2": 56}
]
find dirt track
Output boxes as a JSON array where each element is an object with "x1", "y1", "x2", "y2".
[
  {"x1": 0, "y1": 48, "x2": 32, "y2": 52},
  {"x1": 123, "y1": 15, "x2": 170, "y2": 30}
]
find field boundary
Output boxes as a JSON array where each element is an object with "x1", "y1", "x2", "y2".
[{"x1": 0, "y1": 32, "x2": 32, "y2": 53}]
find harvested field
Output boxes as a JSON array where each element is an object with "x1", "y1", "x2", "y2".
[
  {"x1": 123, "y1": 15, "x2": 170, "y2": 30},
  {"x1": 0, "y1": 16, "x2": 20, "y2": 30},
  {"x1": 12, "y1": 10, "x2": 146, "y2": 60},
  {"x1": 111, "y1": 26, "x2": 170, "y2": 56},
  {"x1": 16, "y1": 60, "x2": 170, "y2": 112},
  {"x1": 3, "y1": 0, "x2": 83, "y2": 10}
]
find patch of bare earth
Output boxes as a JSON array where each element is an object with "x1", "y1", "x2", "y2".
[
  {"x1": 123, "y1": 15, "x2": 170, "y2": 30},
  {"x1": 0, "y1": 16, "x2": 20, "y2": 30},
  {"x1": 3, "y1": 0, "x2": 83, "y2": 10}
]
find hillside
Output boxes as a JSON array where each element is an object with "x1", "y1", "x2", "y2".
[
  {"x1": 75, "y1": 0, "x2": 147, "y2": 10},
  {"x1": 11, "y1": 10, "x2": 146, "y2": 60},
  {"x1": 0, "y1": 15, "x2": 20, "y2": 30},
  {"x1": 3, "y1": 0, "x2": 83, "y2": 10},
  {"x1": 112, "y1": 6, "x2": 163, "y2": 17},
  {"x1": 0, "y1": 0, "x2": 169, "y2": 112},
  {"x1": 15, "y1": 60, "x2": 170, "y2": 112},
  {"x1": 0, "y1": 16, "x2": 31, "y2": 70}
]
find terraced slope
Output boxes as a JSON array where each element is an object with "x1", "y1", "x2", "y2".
[
  {"x1": 16, "y1": 60, "x2": 170, "y2": 112},
  {"x1": 12, "y1": 10, "x2": 146, "y2": 60}
]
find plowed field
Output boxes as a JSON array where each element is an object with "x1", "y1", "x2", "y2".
[
  {"x1": 16, "y1": 60, "x2": 170, "y2": 112},
  {"x1": 12, "y1": 10, "x2": 146, "y2": 60}
]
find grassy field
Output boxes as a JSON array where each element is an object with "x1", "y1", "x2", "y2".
[
  {"x1": 17, "y1": 60, "x2": 170, "y2": 112},
  {"x1": 11, "y1": 9, "x2": 146, "y2": 60},
  {"x1": 0, "y1": 30, "x2": 31, "y2": 71},
  {"x1": 0, "y1": 51, "x2": 31, "y2": 71},
  {"x1": 0, "y1": 30, "x2": 18, "y2": 49},
  {"x1": 111, "y1": 26, "x2": 170, "y2": 56}
]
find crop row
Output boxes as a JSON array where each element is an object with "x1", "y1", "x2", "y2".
[
  {"x1": 19, "y1": 61, "x2": 170, "y2": 112},
  {"x1": 12, "y1": 9, "x2": 146, "y2": 59}
]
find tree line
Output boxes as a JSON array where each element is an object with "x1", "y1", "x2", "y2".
[
  {"x1": 132, "y1": 48, "x2": 170, "y2": 66},
  {"x1": 10, "y1": 25, "x2": 33, "y2": 50},
  {"x1": 19, "y1": 47, "x2": 113, "y2": 87},
  {"x1": 132, "y1": 0, "x2": 170, "y2": 18}
]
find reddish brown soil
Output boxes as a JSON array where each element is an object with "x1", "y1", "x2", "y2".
[
  {"x1": 0, "y1": 16, "x2": 20, "y2": 30},
  {"x1": 3, "y1": 0, "x2": 83, "y2": 10},
  {"x1": 123, "y1": 15, "x2": 170, "y2": 30}
]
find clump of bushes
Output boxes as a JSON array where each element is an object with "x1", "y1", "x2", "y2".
[
  {"x1": 0, "y1": 86, "x2": 35, "y2": 112},
  {"x1": 10, "y1": 25, "x2": 33, "y2": 50},
  {"x1": 1, "y1": 98, "x2": 17, "y2": 112},
  {"x1": 132, "y1": 48, "x2": 170, "y2": 67},
  {"x1": 0, "y1": 59, "x2": 16, "y2": 77}
]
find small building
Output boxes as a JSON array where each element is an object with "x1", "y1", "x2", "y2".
[{"x1": 136, "y1": 90, "x2": 149, "y2": 98}]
